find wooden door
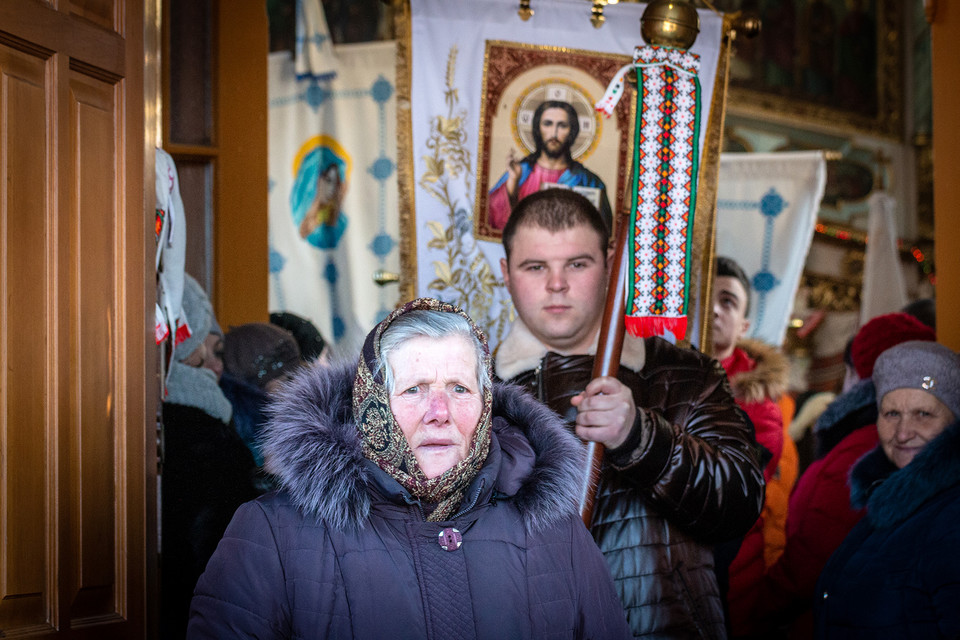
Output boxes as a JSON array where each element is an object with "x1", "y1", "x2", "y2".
[
  {"x1": 162, "y1": 0, "x2": 269, "y2": 327},
  {"x1": 0, "y1": 1, "x2": 155, "y2": 638}
]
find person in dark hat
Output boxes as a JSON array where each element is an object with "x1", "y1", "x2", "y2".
[
  {"x1": 219, "y1": 322, "x2": 302, "y2": 468},
  {"x1": 815, "y1": 341, "x2": 960, "y2": 638},
  {"x1": 188, "y1": 298, "x2": 630, "y2": 639},
  {"x1": 270, "y1": 311, "x2": 329, "y2": 363}
]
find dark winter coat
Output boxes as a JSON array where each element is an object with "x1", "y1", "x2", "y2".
[
  {"x1": 495, "y1": 320, "x2": 765, "y2": 639},
  {"x1": 814, "y1": 419, "x2": 960, "y2": 639},
  {"x1": 161, "y1": 402, "x2": 262, "y2": 640},
  {"x1": 752, "y1": 423, "x2": 876, "y2": 635},
  {"x1": 187, "y1": 362, "x2": 631, "y2": 640}
]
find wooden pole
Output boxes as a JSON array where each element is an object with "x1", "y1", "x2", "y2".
[{"x1": 579, "y1": 213, "x2": 631, "y2": 526}]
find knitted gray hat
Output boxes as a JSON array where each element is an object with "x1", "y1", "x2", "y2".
[
  {"x1": 173, "y1": 274, "x2": 215, "y2": 363},
  {"x1": 873, "y1": 341, "x2": 960, "y2": 419}
]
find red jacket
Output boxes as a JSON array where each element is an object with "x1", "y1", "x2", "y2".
[
  {"x1": 722, "y1": 341, "x2": 789, "y2": 636},
  {"x1": 753, "y1": 423, "x2": 878, "y2": 635}
]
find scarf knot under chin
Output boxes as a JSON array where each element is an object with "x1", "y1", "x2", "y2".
[{"x1": 352, "y1": 298, "x2": 493, "y2": 521}]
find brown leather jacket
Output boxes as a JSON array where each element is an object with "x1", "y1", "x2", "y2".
[{"x1": 497, "y1": 321, "x2": 765, "y2": 639}]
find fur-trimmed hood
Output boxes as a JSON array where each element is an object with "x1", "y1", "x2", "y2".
[
  {"x1": 813, "y1": 379, "x2": 877, "y2": 458},
  {"x1": 494, "y1": 316, "x2": 647, "y2": 381},
  {"x1": 261, "y1": 360, "x2": 585, "y2": 533},
  {"x1": 850, "y1": 419, "x2": 960, "y2": 529},
  {"x1": 728, "y1": 339, "x2": 789, "y2": 405}
]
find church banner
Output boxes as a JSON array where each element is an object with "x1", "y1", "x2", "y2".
[
  {"x1": 405, "y1": 0, "x2": 723, "y2": 346},
  {"x1": 715, "y1": 151, "x2": 828, "y2": 347},
  {"x1": 268, "y1": 41, "x2": 400, "y2": 356},
  {"x1": 859, "y1": 191, "x2": 907, "y2": 324}
]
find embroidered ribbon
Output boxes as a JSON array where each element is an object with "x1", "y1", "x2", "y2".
[{"x1": 596, "y1": 46, "x2": 702, "y2": 340}]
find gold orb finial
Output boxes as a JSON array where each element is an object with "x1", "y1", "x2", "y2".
[{"x1": 640, "y1": 0, "x2": 700, "y2": 50}]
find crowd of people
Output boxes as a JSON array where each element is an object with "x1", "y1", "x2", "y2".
[{"x1": 159, "y1": 189, "x2": 959, "y2": 639}]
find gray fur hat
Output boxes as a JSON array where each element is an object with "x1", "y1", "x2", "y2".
[
  {"x1": 873, "y1": 341, "x2": 960, "y2": 419},
  {"x1": 174, "y1": 274, "x2": 215, "y2": 362}
]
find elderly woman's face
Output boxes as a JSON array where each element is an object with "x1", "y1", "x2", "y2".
[
  {"x1": 387, "y1": 335, "x2": 483, "y2": 479},
  {"x1": 878, "y1": 388, "x2": 955, "y2": 469}
]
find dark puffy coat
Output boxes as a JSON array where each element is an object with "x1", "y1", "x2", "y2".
[
  {"x1": 496, "y1": 321, "x2": 765, "y2": 639},
  {"x1": 814, "y1": 420, "x2": 960, "y2": 639},
  {"x1": 188, "y1": 362, "x2": 631, "y2": 640}
]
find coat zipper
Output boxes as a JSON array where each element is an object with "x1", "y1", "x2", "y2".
[
  {"x1": 451, "y1": 478, "x2": 486, "y2": 520},
  {"x1": 402, "y1": 494, "x2": 427, "y2": 521}
]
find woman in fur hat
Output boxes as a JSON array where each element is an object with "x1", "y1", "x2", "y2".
[
  {"x1": 814, "y1": 341, "x2": 960, "y2": 638},
  {"x1": 187, "y1": 298, "x2": 630, "y2": 639}
]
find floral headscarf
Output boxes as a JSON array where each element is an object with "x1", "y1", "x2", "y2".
[{"x1": 352, "y1": 298, "x2": 493, "y2": 521}]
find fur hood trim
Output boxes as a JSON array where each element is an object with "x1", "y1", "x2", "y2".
[
  {"x1": 729, "y1": 339, "x2": 789, "y2": 405},
  {"x1": 850, "y1": 419, "x2": 960, "y2": 529},
  {"x1": 494, "y1": 316, "x2": 646, "y2": 381},
  {"x1": 261, "y1": 360, "x2": 585, "y2": 533}
]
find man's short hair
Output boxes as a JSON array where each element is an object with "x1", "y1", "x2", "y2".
[
  {"x1": 502, "y1": 188, "x2": 610, "y2": 261},
  {"x1": 715, "y1": 255, "x2": 751, "y2": 316},
  {"x1": 530, "y1": 100, "x2": 580, "y2": 158}
]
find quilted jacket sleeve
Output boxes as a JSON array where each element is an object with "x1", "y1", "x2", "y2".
[
  {"x1": 187, "y1": 500, "x2": 289, "y2": 639},
  {"x1": 605, "y1": 340, "x2": 765, "y2": 543}
]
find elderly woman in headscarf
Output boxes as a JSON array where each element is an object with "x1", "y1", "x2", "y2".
[
  {"x1": 814, "y1": 341, "x2": 960, "y2": 639},
  {"x1": 187, "y1": 298, "x2": 630, "y2": 639}
]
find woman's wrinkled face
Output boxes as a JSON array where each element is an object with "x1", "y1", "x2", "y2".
[
  {"x1": 387, "y1": 335, "x2": 483, "y2": 479},
  {"x1": 877, "y1": 387, "x2": 955, "y2": 469}
]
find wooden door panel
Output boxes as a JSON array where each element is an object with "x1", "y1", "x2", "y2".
[
  {"x1": 68, "y1": 0, "x2": 116, "y2": 32},
  {"x1": 0, "y1": 42, "x2": 54, "y2": 633},
  {"x1": 0, "y1": 1, "x2": 151, "y2": 637},
  {"x1": 66, "y1": 72, "x2": 119, "y2": 624},
  {"x1": 0, "y1": 3, "x2": 124, "y2": 74}
]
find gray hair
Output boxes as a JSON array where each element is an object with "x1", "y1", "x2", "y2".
[{"x1": 377, "y1": 310, "x2": 491, "y2": 395}]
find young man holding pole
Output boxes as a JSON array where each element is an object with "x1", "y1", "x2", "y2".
[{"x1": 495, "y1": 188, "x2": 765, "y2": 638}]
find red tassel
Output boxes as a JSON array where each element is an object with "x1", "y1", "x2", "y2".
[
  {"x1": 624, "y1": 315, "x2": 688, "y2": 341},
  {"x1": 174, "y1": 321, "x2": 192, "y2": 347}
]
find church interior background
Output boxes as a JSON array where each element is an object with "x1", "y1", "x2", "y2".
[
  {"x1": 258, "y1": 0, "x2": 938, "y2": 396},
  {"x1": 0, "y1": 1, "x2": 956, "y2": 637}
]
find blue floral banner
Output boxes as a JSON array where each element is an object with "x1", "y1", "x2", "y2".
[{"x1": 268, "y1": 42, "x2": 400, "y2": 355}]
